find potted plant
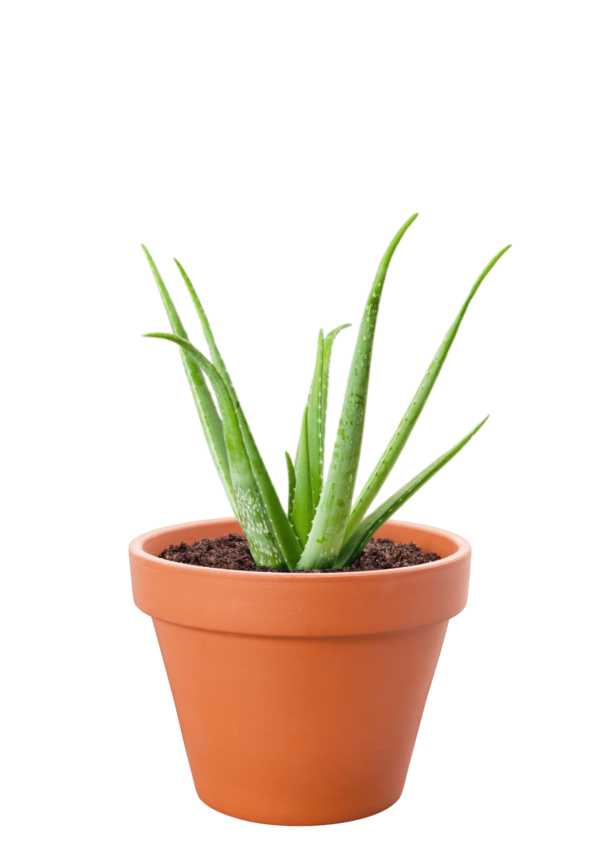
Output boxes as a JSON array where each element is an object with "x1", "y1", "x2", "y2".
[{"x1": 129, "y1": 214, "x2": 509, "y2": 825}]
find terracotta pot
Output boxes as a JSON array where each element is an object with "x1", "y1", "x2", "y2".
[{"x1": 130, "y1": 517, "x2": 470, "y2": 825}]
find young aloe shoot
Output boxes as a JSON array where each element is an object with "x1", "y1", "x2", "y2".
[{"x1": 143, "y1": 216, "x2": 509, "y2": 570}]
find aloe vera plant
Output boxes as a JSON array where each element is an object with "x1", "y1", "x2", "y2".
[{"x1": 143, "y1": 215, "x2": 509, "y2": 570}]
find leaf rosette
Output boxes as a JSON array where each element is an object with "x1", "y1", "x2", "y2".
[{"x1": 143, "y1": 217, "x2": 510, "y2": 570}]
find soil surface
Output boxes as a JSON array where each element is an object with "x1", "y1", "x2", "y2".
[{"x1": 160, "y1": 533, "x2": 441, "y2": 572}]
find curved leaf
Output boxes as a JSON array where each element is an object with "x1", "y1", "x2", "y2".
[
  {"x1": 331, "y1": 416, "x2": 489, "y2": 570},
  {"x1": 145, "y1": 332, "x2": 301, "y2": 569},
  {"x1": 344, "y1": 245, "x2": 510, "y2": 540}
]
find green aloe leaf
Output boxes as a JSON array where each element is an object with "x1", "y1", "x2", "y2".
[
  {"x1": 308, "y1": 323, "x2": 352, "y2": 506},
  {"x1": 235, "y1": 401, "x2": 303, "y2": 566},
  {"x1": 175, "y1": 260, "x2": 302, "y2": 567},
  {"x1": 332, "y1": 416, "x2": 489, "y2": 570},
  {"x1": 291, "y1": 407, "x2": 314, "y2": 546},
  {"x1": 145, "y1": 332, "x2": 284, "y2": 568},
  {"x1": 306, "y1": 330, "x2": 325, "y2": 508},
  {"x1": 144, "y1": 332, "x2": 301, "y2": 569},
  {"x1": 290, "y1": 323, "x2": 350, "y2": 535},
  {"x1": 285, "y1": 452, "x2": 296, "y2": 518},
  {"x1": 175, "y1": 259, "x2": 229, "y2": 375},
  {"x1": 297, "y1": 214, "x2": 419, "y2": 570},
  {"x1": 321, "y1": 324, "x2": 351, "y2": 451},
  {"x1": 344, "y1": 245, "x2": 511, "y2": 541},
  {"x1": 141, "y1": 247, "x2": 235, "y2": 510}
]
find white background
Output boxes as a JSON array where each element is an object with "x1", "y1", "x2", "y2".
[{"x1": 1, "y1": 1, "x2": 599, "y2": 846}]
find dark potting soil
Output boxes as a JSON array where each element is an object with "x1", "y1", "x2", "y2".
[{"x1": 159, "y1": 533, "x2": 441, "y2": 572}]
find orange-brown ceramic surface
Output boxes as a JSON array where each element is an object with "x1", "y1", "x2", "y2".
[{"x1": 130, "y1": 518, "x2": 471, "y2": 825}]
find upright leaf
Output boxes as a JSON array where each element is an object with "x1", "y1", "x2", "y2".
[
  {"x1": 344, "y1": 246, "x2": 511, "y2": 540},
  {"x1": 290, "y1": 407, "x2": 313, "y2": 546},
  {"x1": 330, "y1": 416, "x2": 489, "y2": 570},
  {"x1": 297, "y1": 214, "x2": 419, "y2": 569},
  {"x1": 285, "y1": 452, "x2": 296, "y2": 518},
  {"x1": 289, "y1": 323, "x2": 350, "y2": 536},
  {"x1": 141, "y1": 247, "x2": 235, "y2": 510},
  {"x1": 290, "y1": 333, "x2": 321, "y2": 528},
  {"x1": 306, "y1": 330, "x2": 325, "y2": 508},
  {"x1": 321, "y1": 324, "x2": 351, "y2": 453}
]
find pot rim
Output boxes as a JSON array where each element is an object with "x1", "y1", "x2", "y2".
[
  {"x1": 129, "y1": 516, "x2": 470, "y2": 579},
  {"x1": 130, "y1": 517, "x2": 472, "y2": 633}
]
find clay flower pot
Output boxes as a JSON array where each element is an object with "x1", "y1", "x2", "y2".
[{"x1": 130, "y1": 517, "x2": 470, "y2": 825}]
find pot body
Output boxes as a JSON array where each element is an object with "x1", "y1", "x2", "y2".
[{"x1": 130, "y1": 518, "x2": 471, "y2": 825}]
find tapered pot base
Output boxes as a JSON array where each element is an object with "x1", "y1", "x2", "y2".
[
  {"x1": 198, "y1": 793, "x2": 402, "y2": 826},
  {"x1": 153, "y1": 616, "x2": 448, "y2": 825}
]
